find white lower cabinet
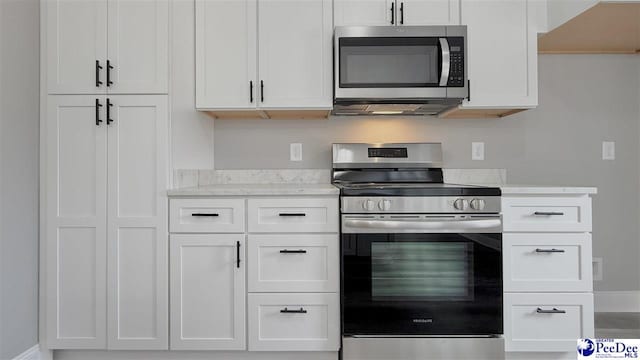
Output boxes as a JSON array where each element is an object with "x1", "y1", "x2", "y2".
[
  {"x1": 168, "y1": 195, "x2": 340, "y2": 353},
  {"x1": 502, "y1": 193, "x2": 595, "y2": 355},
  {"x1": 169, "y1": 234, "x2": 246, "y2": 350},
  {"x1": 248, "y1": 198, "x2": 339, "y2": 233},
  {"x1": 503, "y1": 233, "x2": 592, "y2": 292},
  {"x1": 248, "y1": 293, "x2": 340, "y2": 351},
  {"x1": 504, "y1": 293, "x2": 594, "y2": 352},
  {"x1": 46, "y1": 95, "x2": 169, "y2": 349},
  {"x1": 248, "y1": 234, "x2": 339, "y2": 293}
]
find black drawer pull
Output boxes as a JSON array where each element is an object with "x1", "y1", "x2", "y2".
[
  {"x1": 107, "y1": 60, "x2": 114, "y2": 86},
  {"x1": 95, "y1": 60, "x2": 103, "y2": 87},
  {"x1": 533, "y1": 211, "x2": 565, "y2": 216},
  {"x1": 191, "y1": 213, "x2": 219, "y2": 217},
  {"x1": 279, "y1": 249, "x2": 307, "y2": 254},
  {"x1": 536, "y1": 307, "x2": 566, "y2": 314},
  {"x1": 279, "y1": 213, "x2": 306, "y2": 217},
  {"x1": 95, "y1": 98, "x2": 103, "y2": 126},
  {"x1": 535, "y1": 248, "x2": 565, "y2": 253},
  {"x1": 236, "y1": 241, "x2": 241, "y2": 268},
  {"x1": 280, "y1": 307, "x2": 307, "y2": 314}
]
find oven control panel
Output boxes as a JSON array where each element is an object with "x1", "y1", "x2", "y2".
[{"x1": 343, "y1": 196, "x2": 501, "y2": 214}]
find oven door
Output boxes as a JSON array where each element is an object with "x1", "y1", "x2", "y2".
[{"x1": 342, "y1": 216, "x2": 502, "y2": 336}]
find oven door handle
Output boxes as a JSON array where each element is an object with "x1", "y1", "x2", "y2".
[
  {"x1": 342, "y1": 217, "x2": 501, "y2": 233},
  {"x1": 439, "y1": 38, "x2": 450, "y2": 87}
]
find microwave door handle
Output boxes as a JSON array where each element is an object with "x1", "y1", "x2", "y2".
[{"x1": 439, "y1": 38, "x2": 450, "y2": 86}]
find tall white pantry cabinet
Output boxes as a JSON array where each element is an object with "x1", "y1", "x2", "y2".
[{"x1": 42, "y1": 0, "x2": 170, "y2": 350}]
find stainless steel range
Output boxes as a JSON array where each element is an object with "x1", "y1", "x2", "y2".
[{"x1": 332, "y1": 143, "x2": 503, "y2": 341}]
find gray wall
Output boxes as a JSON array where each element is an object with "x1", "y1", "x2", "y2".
[
  {"x1": 0, "y1": 0, "x2": 40, "y2": 358},
  {"x1": 214, "y1": 55, "x2": 640, "y2": 292}
]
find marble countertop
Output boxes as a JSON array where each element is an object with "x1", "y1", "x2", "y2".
[
  {"x1": 167, "y1": 183, "x2": 340, "y2": 197},
  {"x1": 498, "y1": 185, "x2": 597, "y2": 195}
]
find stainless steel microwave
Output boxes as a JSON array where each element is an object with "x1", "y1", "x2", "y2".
[{"x1": 333, "y1": 26, "x2": 468, "y2": 116}]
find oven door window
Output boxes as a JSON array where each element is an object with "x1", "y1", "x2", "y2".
[
  {"x1": 371, "y1": 242, "x2": 473, "y2": 301},
  {"x1": 339, "y1": 37, "x2": 441, "y2": 88},
  {"x1": 342, "y1": 233, "x2": 502, "y2": 336}
]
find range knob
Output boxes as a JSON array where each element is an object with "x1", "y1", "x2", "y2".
[
  {"x1": 453, "y1": 198, "x2": 469, "y2": 211},
  {"x1": 378, "y1": 199, "x2": 392, "y2": 211},
  {"x1": 362, "y1": 199, "x2": 376, "y2": 211},
  {"x1": 470, "y1": 198, "x2": 486, "y2": 211}
]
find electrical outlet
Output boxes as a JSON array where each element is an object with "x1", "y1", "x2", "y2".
[
  {"x1": 593, "y1": 257, "x2": 603, "y2": 281},
  {"x1": 472, "y1": 142, "x2": 485, "y2": 161},
  {"x1": 290, "y1": 143, "x2": 302, "y2": 161},
  {"x1": 602, "y1": 141, "x2": 615, "y2": 160}
]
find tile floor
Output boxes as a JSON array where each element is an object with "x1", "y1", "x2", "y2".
[{"x1": 595, "y1": 312, "x2": 640, "y2": 338}]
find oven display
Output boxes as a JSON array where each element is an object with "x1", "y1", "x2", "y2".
[{"x1": 368, "y1": 147, "x2": 408, "y2": 158}]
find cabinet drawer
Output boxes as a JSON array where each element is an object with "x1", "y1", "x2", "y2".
[
  {"x1": 248, "y1": 198, "x2": 338, "y2": 233},
  {"x1": 502, "y1": 197, "x2": 592, "y2": 232},
  {"x1": 170, "y1": 199, "x2": 245, "y2": 233},
  {"x1": 248, "y1": 234, "x2": 338, "y2": 293},
  {"x1": 248, "y1": 293, "x2": 339, "y2": 351},
  {"x1": 504, "y1": 233, "x2": 592, "y2": 292},
  {"x1": 504, "y1": 293, "x2": 594, "y2": 352}
]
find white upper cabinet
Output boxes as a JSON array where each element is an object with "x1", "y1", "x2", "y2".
[
  {"x1": 334, "y1": 0, "x2": 394, "y2": 27},
  {"x1": 460, "y1": 0, "x2": 538, "y2": 109},
  {"x1": 257, "y1": 0, "x2": 333, "y2": 109},
  {"x1": 46, "y1": 0, "x2": 108, "y2": 94},
  {"x1": 170, "y1": 234, "x2": 246, "y2": 350},
  {"x1": 46, "y1": 95, "x2": 108, "y2": 349},
  {"x1": 334, "y1": 0, "x2": 459, "y2": 27},
  {"x1": 399, "y1": 0, "x2": 460, "y2": 25},
  {"x1": 106, "y1": 96, "x2": 168, "y2": 350},
  {"x1": 106, "y1": 0, "x2": 169, "y2": 94},
  {"x1": 195, "y1": 0, "x2": 333, "y2": 110},
  {"x1": 195, "y1": 0, "x2": 257, "y2": 109},
  {"x1": 46, "y1": 0, "x2": 168, "y2": 94}
]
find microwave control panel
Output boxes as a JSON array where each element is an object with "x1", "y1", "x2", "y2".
[{"x1": 447, "y1": 37, "x2": 465, "y2": 87}]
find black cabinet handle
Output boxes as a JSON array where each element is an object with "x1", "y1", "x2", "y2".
[
  {"x1": 278, "y1": 213, "x2": 306, "y2": 217},
  {"x1": 106, "y1": 98, "x2": 113, "y2": 125},
  {"x1": 400, "y1": 2, "x2": 404, "y2": 24},
  {"x1": 191, "y1": 213, "x2": 219, "y2": 217},
  {"x1": 536, "y1": 307, "x2": 566, "y2": 314},
  {"x1": 236, "y1": 241, "x2": 241, "y2": 268},
  {"x1": 467, "y1": 79, "x2": 471, "y2": 101},
  {"x1": 535, "y1": 248, "x2": 565, "y2": 253},
  {"x1": 390, "y1": 2, "x2": 395, "y2": 24},
  {"x1": 279, "y1": 249, "x2": 307, "y2": 254},
  {"x1": 107, "y1": 60, "x2": 114, "y2": 87},
  {"x1": 95, "y1": 61, "x2": 103, "y2": 87},
  {"x1": 280, "y1": 307, "x2": 307, "y2": 314},
  {"x1": 95, "y1": 98, "x2": 103, "y2": 126},
  {"x1": 533, "y1": 211, "x2": 565, "y2": 216},
  {"x1": 260, "y1": 80, "x2": 264, "y2": 102},
  {"x1": 249, "y1": 81, "x2": 254, "y2": 103}
]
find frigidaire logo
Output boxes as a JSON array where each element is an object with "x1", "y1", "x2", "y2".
[{"x1": 412, "y1": 319, "x2": 433, "y2": 324}]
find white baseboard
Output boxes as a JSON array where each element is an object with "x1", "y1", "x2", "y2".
[
  {"x1": 595, "y1": 291, "x2": 640, "y2": 312},
  {"x1": 12, "y1": 345, "x2": 41, "y2": 360}
]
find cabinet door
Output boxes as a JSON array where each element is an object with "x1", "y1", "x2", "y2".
[
  {"x1": 399, "y1": 0, "x2": 459, "y2": 25},
  {"x1": 107, "y1": 0, "x2": 169, "y2": 94},
  {"x1": 46, "y1": 95, "x2": 107, "y2": 348},
  {"x1": 106, "y1": 96, "x2": 168, "y2": 349},
  {"x1": 334, "y1": 0, "x2": 395, "y2": 26},
  {"x1": 46, "y1": 0, "x2": 108, "y2": 94},
  {"x1": 461, "y1": 0, "x2": 537, "y2": 108},
  {"x1": 258, "y1": 0, "x2": 333, "y2": 109},
  {"x1": 195, "y1": 0, "x2": 257, "y2": 109},
  {"x1": 170, "y1": 234, "x2": 246, "y2": 350}
]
